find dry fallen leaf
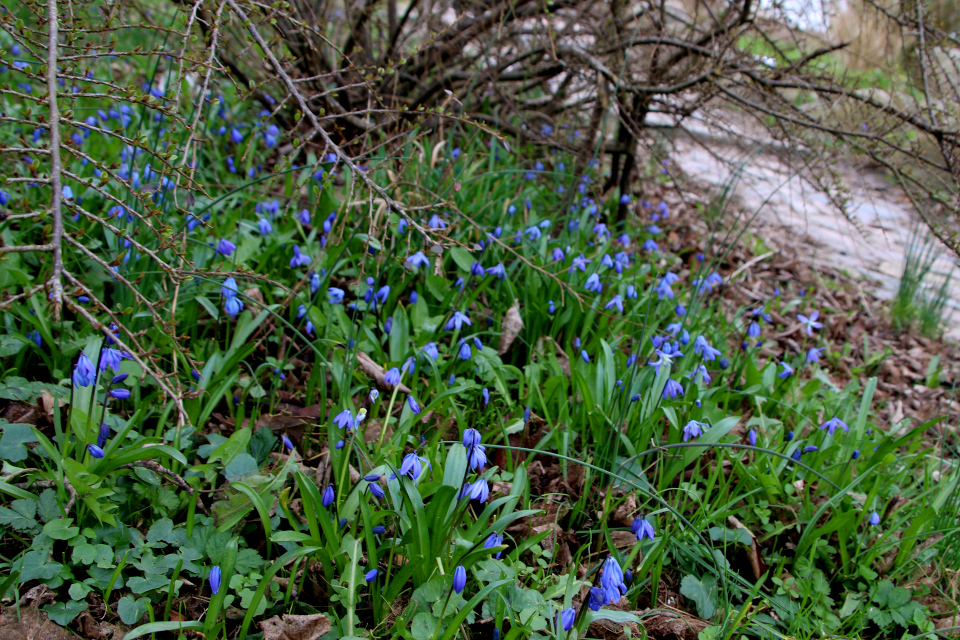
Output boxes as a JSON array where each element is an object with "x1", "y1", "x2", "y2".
[
  {"x1": 260, "y1": 613, "x2": 332, "y2": 640},
  {"x1": 498, "y1": 301, "x2": 524, "y2": 355},
  {"x1": 0, "y1": 586, "x2": 77, "y2": 640},
  {"x1": 355, "y1": 352, "x2": 412, "y2": 393}
]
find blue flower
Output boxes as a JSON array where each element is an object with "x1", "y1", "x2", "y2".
[
  {"x1": 580, "y1": 350, "x2": 590, "y2": 364},
  {"x1": 806, "y1": 347, "x2": 824, "y2": 364},
  {"x1": 322, "y1": 485, "x2": 334, "y2": 507},
  {"x1": 662, "y1": 378, "x2": 684, "y2": 400},
  {"x1": 73, "y1": 354, "x2": 96, "y2": 388},
  {"x1": 216, "y1": 238, "x2": 236, "y2": 257},
  {"x1": 452, "y1": 565, "x2": 467, "y2": 594},
  {"x1": 87, "y1": 444, "x2": 105, "y2": 458},
  {"x1": 384, "y1": 367, "x2": 401, "y2": 386},
  {"x1": 407, "y1": 396, "x2": 421, "y2": 414},
  {"x1": 368, "y1": 482, "x2": 385, "y2": 499},
  {"x1": 209, "y1": 565, "x2": 222, "y2": 595},
  {"x1": 682, "y1": 420, "x2": 707, "y2": 441},
  {"x1": 428, "y1": 214, "x2": 447, "y2": 229},
  {"x1": 797, "y1": 310, "x2": 823, "y2": 336},
  {"x1": 463, "y1": 478, "x2": 489, "y2": 502},
  {"x1": 852, "y1": 449, "x2": 860, "y2": 460},
  {"x1": 221, "y1": 277, "x2": 239, "y2": 299},
  {"x1": 374, "y1": 286, "x2": 391, "y2": 306},
  {"x1": 445, "y1": 310, "x2": 472, "y2": 331},
  {"x1": 225, "y1": 297, "x2": 244, "y2": 317},
  {"x1": 328, "y1": 288, "x2": 345, "y2": 304},
  {"x1": 486, "y1": 263, "x2": 507, "y2": 279},
  {"x1": 642, "y1": 239, "x2": 658, "y2": 252},
  {"x1": 585, "y1": 274, "x2": 602, "y2": 293},
  {"x1": 467, "y1": 443, "x2": 486, "y2": 471},
  {"x1": 588, "y1": 587, "x2": 605, "y2": 611},
  {"x1": 690, "y1": 364, "x2": 712, "y2": 385},
  {"x1": 482, "y1": 388, "x2": 489, "y2": 405},
  {"x1": 281, "y1": 435, "x2": 294, "y2": 451},
  {"x1": 230, "y1": 127, "x2": 243, "y2": 144},
  {"x1": 365, "y1": 569, "x2": 379, "y2": 582},
  {"x1": 693, "y1": 336, "x2": 721, "y2": 362},
  {"x1": 631, "y1": 516, "x2": 655, "y2": 541},
  {"x1": 552, "y1": 248, "x2": 565, "y2": 261},
  {"x1": 748, "y1": 429, "x2": 757, "y2": 446},
  {"x1": 619, "y1": 193, "x2": 631, "y2": 205},
  {"x1": 97, "y1": 423, "x2": 111, "y2": 448},
  {"x1": 747, "y1": 322, "x2": 761, "y2": 338},
  {"x1": 109, "y1": 388, "x2": 130, "y2": 400},
  {"x1": 384, "y1": 317, "x2": 393, "y2": 334},
  {"x1": 398, "y1": 218, "x2": 408, "y2": 234},
  {"x1": 289, "y1": 246, "x2": 312, "y2": 268},
  {"x1": 399, "y1": 453, "x2": 428, "y2": 481},
  {"x1": 405, "y1": 251, "x2": 430, "y2": 269},
  {"x1": 548, "y1": 300, "x2": 556, "y2": 314},
  {"x1": 458, "y1": 341, "x2": 472, "y2": 360},
  {"x1": 372, "y1": 526, "x2": 386, "y2": 534},
  {"x1": 298, "y1": 209, "x2": 311, "y2": 225},
  {"x1": 333, "y1": 409, "x2": 353, "y2": 429},
  {"x1": 869, "y1": 511, "x2": 881, "y2": 526},
  {"x1": 569, "y1": 255, "x2": 591, "y2": 274},
  {"x1": 599, "y1": 556, "x2": 626, "y2": 605},
  {"x1": 778, "y1": 362, "x2": 794, "y2": 379},
  {"x1": 558, "y1": 608, "x2": 576, "y2": 632},
  {"x1": 484, "y1": 532, "x2": 504, "y2": 558},
  {"x1": 820, "y1": 416, "x2": 849, "y2": 435},
  {"x1": 99, "y1": 347, "x2": 128, "y2": 373},
  {"x1": 605, "y1": 295, "x2": 624, "y2": 313}
]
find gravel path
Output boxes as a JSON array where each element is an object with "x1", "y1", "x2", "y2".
[{"x1": 672, "y1": 137, "x2": 960, "y2": 340}]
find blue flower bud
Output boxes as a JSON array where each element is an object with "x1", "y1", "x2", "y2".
[
  {"x1": 109, "y1": 388, "x2": 130, "y2": 399},
  {"x1": 364, "y1": 569, "x2": 379, "y2": 582},
  {"x1": 452, "y1": 565, "x2": 466, "y2": 594},
  {"x1": 372, "y1": 526, "x2": 386, "y2": 534},
  {"x1": 209, "y1": 565, "x2": 222, "y2": 595},
  {"x1": 322, "y1": 484, "x2": 334, "y2": 507},
  {"x1": 87, "y1": 444, "x2": 105, "y2": 458}
]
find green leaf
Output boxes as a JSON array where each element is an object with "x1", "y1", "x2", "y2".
[
  {"x1": 680, "y1": 574, "x2": 717, "y2": 620},
  {"x1": 42, "y1": 600, "x2": 87, "y2": 626},
  {"x1": 0, "y1": 335, "x2": 28, "y2": 357},
  {"x1": 223, "y1": 453, "x2": 259, "y2": 481},
  {"x1": 411, "y1": 612, "x2": 440, "y2": 640},
  {"x1": 208, "y1": 427, "x2": 251, "y2": 466},
  {"x1": 708, "y1": 527, "x2": 752, "y2": 546},
  {"x1": 198, "y1": 434, "x2": 228, "y2": 459},
  {"x1": 234, "y1": 548, "x2": 265, "y2": 575},
  {"x1": 0, "y1": 422, "x2": 38, "y2": 462},
  {"x1": 123, "y1": 620, "x2": 204, "y2": 640},
  {"x1": 127, "y1": 574, "x2": 171, "y2": 594},
  {"x1": 147, "y1": 518, "x2": 180, "y2": 545},
  {"x1": 18, "y1": 551, "x2": 63, "y2": 584},
  {"x1": 118, "y1": 595, "x2": 151, "y2": 625},
  {"x1": 0, "y1": 498, "x2": 38, "y2": 531},
  {"x1": 36, "y1": 489, "x2": 61, "y2": 523},
  {"x1": 0, "y1": 377, "x2": 67, "y2": 402},
  {"x1": 69, "y1": 582, "x2": 93, "y2": 601},
  {"x1": 43, "y1": 518, "x2": 80, "y2": 540},
  {"x1": 249, "y1": 427, "x2": 278, "y2": 466}
]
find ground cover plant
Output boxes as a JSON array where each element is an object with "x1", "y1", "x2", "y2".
[{"x1": 1, "y1": 2, "x2": 960, "y2": 639}]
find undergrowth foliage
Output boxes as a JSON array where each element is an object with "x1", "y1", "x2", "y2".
[{"x1": 0, "y1": 1, "x2": 958, "y2": 639}]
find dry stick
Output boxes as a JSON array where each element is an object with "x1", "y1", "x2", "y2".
[
  {"x1": 116, "y1": 460, "x2": 209, "y2": 514},
  {"x1": 45, "y1": 0, "x2": 65, "y2": 320},
  {"x1": 169, "y1": 0, "x2": 229, "y2": 430},
  {"x1": 224, "y1": 0, "x2": 433, "y2": 241}
]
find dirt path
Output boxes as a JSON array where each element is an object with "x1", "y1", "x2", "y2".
[{"x1": 672, "y1": 137, "x2": 960, "y2": 340}]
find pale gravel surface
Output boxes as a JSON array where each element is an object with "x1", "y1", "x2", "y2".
[{"x1": 671, "y1": 136, "x2": 960, "y2": 340}]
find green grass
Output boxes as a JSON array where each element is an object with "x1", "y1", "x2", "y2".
[{"x1": 0, "y1": 13, "x2": 958, "y2": 640}]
